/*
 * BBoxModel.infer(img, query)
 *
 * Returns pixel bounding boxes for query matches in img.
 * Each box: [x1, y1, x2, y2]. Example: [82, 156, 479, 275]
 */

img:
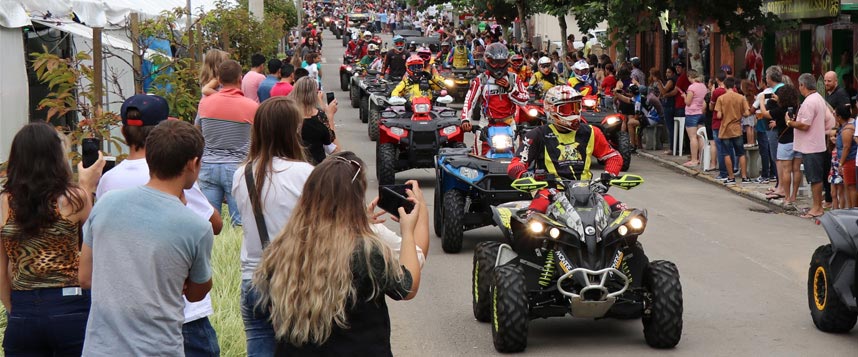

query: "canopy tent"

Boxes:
[0, 0, 226, 28]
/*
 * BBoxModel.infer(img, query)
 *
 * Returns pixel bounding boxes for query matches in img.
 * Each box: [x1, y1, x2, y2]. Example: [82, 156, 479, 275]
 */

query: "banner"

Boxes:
[775, 31, 801, 85]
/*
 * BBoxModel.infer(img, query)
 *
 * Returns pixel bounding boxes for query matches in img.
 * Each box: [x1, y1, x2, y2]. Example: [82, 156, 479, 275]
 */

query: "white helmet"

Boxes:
[363, 30, 372, 38]
[368, 43, 379, 52]
[544, 85, 583, 131]
[538, 56, 552, 66]
[572, 60, 590, 82]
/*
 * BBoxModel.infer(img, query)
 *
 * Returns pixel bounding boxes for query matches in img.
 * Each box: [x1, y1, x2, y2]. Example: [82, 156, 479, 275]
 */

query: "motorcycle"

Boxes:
[375, 86, 463, 186]
[580, 94, 633, 172]
[808, 210, 858, 332]
[476, 173, 682, 352]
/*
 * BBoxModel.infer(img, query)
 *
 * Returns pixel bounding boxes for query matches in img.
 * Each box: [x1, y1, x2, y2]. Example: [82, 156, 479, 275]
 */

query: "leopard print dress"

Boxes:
[1, 207, 80, 290]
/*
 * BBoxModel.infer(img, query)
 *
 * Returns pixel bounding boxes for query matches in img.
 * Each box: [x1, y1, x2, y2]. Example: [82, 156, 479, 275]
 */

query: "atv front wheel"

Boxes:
[367, 105, 380, 141]
[642, 260, 683, 348]
[491, 264, 528, 352]
[433, 177, 443, 237]
[808, 244, 858, 332]
[376, 143, 397, 185]
[350, 82, 360, 108]
[441, 190, 465, 253]
[340, 73, 350, 91]
[473, 241, 502, 322]
[618, 130, 632, 172]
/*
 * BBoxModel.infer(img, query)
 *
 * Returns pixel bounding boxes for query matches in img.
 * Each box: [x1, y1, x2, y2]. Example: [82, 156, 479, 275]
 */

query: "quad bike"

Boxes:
[440, 68, 476, 103]
[366, 75, 403, 140]
[519, 84, 547, 128]
[340, 55, 359, 91]
[475, 173, 683, 352]
[375, 89, 463, 186]
[580, 94, 632, 172]
[808, 210, 858, 332]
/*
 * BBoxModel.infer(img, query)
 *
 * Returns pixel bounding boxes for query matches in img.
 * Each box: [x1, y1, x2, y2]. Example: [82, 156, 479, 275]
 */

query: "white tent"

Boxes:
[0, 0, 225, 162]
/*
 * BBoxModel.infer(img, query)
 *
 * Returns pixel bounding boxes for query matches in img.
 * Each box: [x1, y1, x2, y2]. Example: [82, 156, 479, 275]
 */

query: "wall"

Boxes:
[0, 27, 29, 163]
[531, 13, 607, 53]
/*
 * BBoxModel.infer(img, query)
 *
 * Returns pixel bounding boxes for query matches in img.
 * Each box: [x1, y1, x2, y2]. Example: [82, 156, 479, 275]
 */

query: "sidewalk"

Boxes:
[636, 148, 813, 216]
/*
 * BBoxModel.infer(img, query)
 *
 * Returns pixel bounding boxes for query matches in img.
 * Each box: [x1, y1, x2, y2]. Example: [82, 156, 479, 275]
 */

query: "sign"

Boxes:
[763, 0, 839, 20]
[775, 31, 800, 85]
[843, 0, 858, 11]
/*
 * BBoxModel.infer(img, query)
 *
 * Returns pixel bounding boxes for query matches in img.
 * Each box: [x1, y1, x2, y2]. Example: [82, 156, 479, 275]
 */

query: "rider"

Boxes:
[529, 56, 564, 93]
[359, 44, 378, 67]
[436, 41, 452, 66]
[506, 85, 625, 213]
[567, 60, 596, 96]
[368, 47, 385, 72]
[509, 54, 533, 83]
[390, 55, 446, 103]
[416, 46, 440, 76]
[383, 35, 410, 80]
[460, 43, 529, 155]
[350, 30, 373, 58]
[447, 35, 474, 70]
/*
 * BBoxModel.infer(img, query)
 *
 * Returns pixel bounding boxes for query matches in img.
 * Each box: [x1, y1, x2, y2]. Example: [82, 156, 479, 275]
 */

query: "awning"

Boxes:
[1, 0, 229, 29]
[32, 18, 166, 60]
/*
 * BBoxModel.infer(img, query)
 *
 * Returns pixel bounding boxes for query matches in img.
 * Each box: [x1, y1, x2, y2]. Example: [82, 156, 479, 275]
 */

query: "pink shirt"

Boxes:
[794, 92, 833, 154]
[269, 82, 294, 97]
[241, 71, 266, 102]
[685, 82, 708, 115]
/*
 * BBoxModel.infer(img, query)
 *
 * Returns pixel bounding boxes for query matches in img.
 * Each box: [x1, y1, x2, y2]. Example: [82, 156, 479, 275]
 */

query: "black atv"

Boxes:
[580, 95, 633, 172]
[339, 55, 359, 92]
[475, 173, 682, 352]
[808, 210, 858, 332]
[349, 69, 386, 124]
[366, 75, 402, 140]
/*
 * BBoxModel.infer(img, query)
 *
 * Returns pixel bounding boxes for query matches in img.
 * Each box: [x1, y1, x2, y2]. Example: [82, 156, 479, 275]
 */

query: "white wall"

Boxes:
[531, 13, 606, 53]
[0, 27, 29, 163]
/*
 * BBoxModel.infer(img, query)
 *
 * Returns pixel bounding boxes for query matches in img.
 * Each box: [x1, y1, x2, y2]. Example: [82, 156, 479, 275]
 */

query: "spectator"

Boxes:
[293, 67, 309, 82]
[270, 64, 296, 97]
[304, 52, 323, 89]
[740, 71, 759, 148]
[242, 53, 267, 102]
[763, 66, 786, 183]
[601, 63, 617, 109]
[630, 57, 646, 86]
[80, 120, 214, 355]
[290, 77, 339, 164]
[253, 152, 426, 355]
[825, 71, 850, 110]
[0, 122, 102, 356]
[715, 77, 751, 184]
[702, 79, 717, 169]
[301, 37, 319, 60]
[258, 58, 283, 102]
[831, 104, 854, 208]
[95, 94, 222, 356]
[658, 66, 679, 154]
[197, 60, 259, 225]
[200, 49, 230, 97]
[683, 70, 708, 167]
[791, 73, 836, 218]
[231, 97, 315, 356]
[761, 84, 800, 205]
[674, 60, 690, 120]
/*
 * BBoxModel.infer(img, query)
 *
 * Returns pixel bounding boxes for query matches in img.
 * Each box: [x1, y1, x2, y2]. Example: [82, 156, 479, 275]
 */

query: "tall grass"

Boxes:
[0, 220, 247, 356]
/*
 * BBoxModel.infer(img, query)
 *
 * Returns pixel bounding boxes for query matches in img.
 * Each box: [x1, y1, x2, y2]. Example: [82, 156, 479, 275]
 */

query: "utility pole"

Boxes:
[250, 0, 264, 21]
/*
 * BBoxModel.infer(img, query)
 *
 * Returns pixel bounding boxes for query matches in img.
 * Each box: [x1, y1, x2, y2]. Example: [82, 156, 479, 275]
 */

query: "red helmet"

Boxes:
[510, 54, 524, 68]
[544, 85, 584, 131]
[406, 55, 424, 76]
[417, 46, 432, 63]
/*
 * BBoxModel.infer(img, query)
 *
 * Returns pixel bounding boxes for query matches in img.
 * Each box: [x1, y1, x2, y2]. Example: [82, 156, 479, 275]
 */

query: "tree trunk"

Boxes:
[516, 0, 528, 44]
[558, 15, 568, 55]
[685, 23, 702, 74]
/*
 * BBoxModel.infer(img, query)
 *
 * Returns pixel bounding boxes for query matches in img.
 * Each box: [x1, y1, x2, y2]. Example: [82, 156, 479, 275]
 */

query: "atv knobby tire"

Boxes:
[808, 244, 858, 332]
[433, 177, 443, 237]
[642, 260, 683, 348]
[473, 241, 502, 322]
[441, 190, 465, 253]
[376, 143, 397, 186]
[618, 130, 632, 172]
[350, 82, 360, 108]
[367, 105, 380, 141]
[340, 73, 350, 91]
[491, 264, 528, 353]
[360, 96, 370, 127]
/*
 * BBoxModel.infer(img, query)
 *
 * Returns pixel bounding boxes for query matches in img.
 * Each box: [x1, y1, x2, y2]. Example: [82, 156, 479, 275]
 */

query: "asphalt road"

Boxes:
[318, 31, 858, 356]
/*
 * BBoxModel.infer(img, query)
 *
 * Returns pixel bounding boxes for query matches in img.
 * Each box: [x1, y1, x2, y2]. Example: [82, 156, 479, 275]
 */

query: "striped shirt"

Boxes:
[197, 88, 258, 163]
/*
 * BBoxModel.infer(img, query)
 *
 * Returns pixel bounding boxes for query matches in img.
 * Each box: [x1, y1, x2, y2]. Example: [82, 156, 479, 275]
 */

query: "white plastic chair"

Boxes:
[696, 126, 710, 171]
[673, 116, 686, 156]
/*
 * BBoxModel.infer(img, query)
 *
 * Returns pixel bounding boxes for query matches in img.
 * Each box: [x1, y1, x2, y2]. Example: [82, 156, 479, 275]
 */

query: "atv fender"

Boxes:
[490, 206, 516, 242]
[370, 93, 387, 107]
[819, 211, 858, 309]
[494, 243, 518, 268]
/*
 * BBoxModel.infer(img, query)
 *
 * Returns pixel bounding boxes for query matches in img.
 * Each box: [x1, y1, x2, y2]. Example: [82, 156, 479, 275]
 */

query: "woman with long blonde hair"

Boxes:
[289, 77, 340, 164]
[200, 49, 230, 96]
[254, 152, 424, 355]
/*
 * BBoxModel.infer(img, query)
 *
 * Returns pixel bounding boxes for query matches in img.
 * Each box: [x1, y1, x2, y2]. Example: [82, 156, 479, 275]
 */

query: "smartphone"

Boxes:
[326, 91, 335, 104]
[787, 107, 795, 117]
[81, 138, 100, 168]
[378, 184, 414, 218]
[764, 93, 773, 99]
[103, 156, 116, 173]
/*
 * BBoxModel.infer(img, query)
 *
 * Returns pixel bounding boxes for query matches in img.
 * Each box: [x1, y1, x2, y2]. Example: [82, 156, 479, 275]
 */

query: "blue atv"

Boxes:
[434, 125, 533, 253]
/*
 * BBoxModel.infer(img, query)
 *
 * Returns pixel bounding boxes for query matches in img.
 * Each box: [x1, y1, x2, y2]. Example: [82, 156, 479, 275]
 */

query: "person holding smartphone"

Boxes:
[289, 77, 339, 164]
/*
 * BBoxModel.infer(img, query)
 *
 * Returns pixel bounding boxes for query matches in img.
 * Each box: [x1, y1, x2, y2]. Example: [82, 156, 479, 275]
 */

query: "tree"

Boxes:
[571, 0, 662, 56]
[238, 0, 298, 31]
[201, 0, 285, 68]
[422, 0, 518, 36]
[536, 0, 578, 55]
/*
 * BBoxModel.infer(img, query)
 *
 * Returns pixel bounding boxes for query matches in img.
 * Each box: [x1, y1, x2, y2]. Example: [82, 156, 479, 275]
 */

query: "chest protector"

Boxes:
[479, 73, 517, 121]
[539, 124, 596, 180]
[452, 47, 470, 68]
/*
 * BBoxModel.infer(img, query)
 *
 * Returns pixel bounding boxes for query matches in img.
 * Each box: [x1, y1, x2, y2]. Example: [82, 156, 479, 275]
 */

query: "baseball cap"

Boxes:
[720, 64, 733, 74]
[121, 94, 169, 127]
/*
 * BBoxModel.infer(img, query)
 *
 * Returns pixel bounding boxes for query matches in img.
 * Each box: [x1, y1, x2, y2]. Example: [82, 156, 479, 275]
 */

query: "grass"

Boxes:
[0, 218, 246, 356]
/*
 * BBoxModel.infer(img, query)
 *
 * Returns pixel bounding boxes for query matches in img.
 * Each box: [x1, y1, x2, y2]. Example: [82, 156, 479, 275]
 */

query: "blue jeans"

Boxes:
[3, 288, 90, 356]
[767, 129, 780, 182]
[241, 279, 275, 357]
[199, 162, 241, 225]
[664, 106, 675, 149]
[183, 317, 220, 357]
[756, 130, 774, 178]
[713, 129, 736, 178]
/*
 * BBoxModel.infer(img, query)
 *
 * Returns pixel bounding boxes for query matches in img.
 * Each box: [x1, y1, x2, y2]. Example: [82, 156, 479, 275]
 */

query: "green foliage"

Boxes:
[202, 0, 285, 69]
[149, 56, 201, 122]
[238, 0, 298, 30]
[209, 216, 245, 356]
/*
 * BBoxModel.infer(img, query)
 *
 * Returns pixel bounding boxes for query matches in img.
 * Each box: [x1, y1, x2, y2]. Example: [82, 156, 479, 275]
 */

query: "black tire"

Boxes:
[340, 73, 350, 91]
[473, 241, 502, 322]
[618, 130, 632, 172]
[433, 177, 443, 237]
[376, 143, 397, 185]
[367, 104, 380, 141]
[365, 102, 376, 125]
[808, 244, 858, 332]
[491, 264, 528, 353]
[642, 260, 683, 349]
[450, 141, 467, 149]
[360, 96, 369, 125]
[350, 82, 360, 108]
[441, 190, 465, 253]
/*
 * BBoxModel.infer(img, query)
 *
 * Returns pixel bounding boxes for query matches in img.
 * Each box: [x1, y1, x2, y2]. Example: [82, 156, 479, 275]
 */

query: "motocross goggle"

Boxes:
[539, 63, 553, 69]
[394, 40, 405, 48]
[418, 54, 431, 62]
[553, 101, 581, 117]
[408, 64, 424, 73]
[510, 59, 524, 67]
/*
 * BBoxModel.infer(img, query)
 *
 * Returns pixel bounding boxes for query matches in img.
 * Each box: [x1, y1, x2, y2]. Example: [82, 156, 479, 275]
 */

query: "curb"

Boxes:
[636, 151, 791, 214]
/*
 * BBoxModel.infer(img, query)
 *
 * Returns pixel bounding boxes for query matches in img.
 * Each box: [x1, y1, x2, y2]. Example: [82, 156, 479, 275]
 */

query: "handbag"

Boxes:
[243, 163, 270, 249]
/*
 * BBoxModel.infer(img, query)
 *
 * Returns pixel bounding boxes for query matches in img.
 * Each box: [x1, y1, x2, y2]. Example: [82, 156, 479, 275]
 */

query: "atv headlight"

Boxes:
[441, 125, 458, 135]
[390, 127, 406, 136]
[458, 166, 480, 180]
[414, 103, 430, 113]
[491, 134, 513, 153]
[345, 65, 353, 72]
[583, 98, 597, 108]
[606, 116, 621, 126]
[629, 217, 644, 230]
[528, 108, 539, 117]
[549, 227, 560, 239]
[528, 221, 544, 234]
[444, 79, 455, 87]
[618, 225, 629, 236]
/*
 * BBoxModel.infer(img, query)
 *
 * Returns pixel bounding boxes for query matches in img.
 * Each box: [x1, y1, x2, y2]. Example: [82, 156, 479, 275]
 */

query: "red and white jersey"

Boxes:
[461, 72, 529, 123]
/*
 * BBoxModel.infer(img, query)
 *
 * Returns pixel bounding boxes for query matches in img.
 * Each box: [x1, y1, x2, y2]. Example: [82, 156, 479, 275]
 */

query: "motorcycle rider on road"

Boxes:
[446, 35, 475, 70]
[461, 43, 529, 155]
[509, 54, 533, 84]
[530, 56, 565, 93]
[359, 44, 379, 67]
[567, 60, 597, 96]
[383, 35, 410, 80]
[350, 31, 373, 58]
[390, 55, 447, 105]
[416, 46, 440, 77]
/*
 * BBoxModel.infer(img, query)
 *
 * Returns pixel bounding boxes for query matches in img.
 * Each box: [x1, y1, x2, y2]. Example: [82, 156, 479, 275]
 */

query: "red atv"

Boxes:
[579, 94, 632, 171]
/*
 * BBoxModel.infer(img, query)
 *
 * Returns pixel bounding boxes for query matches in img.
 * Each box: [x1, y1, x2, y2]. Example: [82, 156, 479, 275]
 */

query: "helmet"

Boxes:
[572, 60, 590, 82]
[393, 35, 405, 50]
[484, 43, 510, 79]
[406, 55, 424, 76]
[368, 44, 378, 53]
[537, 56, 552, 73]
[510, 54, 524, 69]
[455, 35, 465, 44]
[363, 31, 372, 39]
[417, 46, 432, 63]
[544, 85, 583, 131]
[441, 41, 451, 49]
[638, 85, 649, 97]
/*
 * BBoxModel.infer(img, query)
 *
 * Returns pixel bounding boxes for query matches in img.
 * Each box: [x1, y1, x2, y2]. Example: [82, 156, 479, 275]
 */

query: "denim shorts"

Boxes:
[685, 114, 703, 127]
[721, 136, 746, 157]
[776, 142, 802, 160]
[802, 151, 828, 184]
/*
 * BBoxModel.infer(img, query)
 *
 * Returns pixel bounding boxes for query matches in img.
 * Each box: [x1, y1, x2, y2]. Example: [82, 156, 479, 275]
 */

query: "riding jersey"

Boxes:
[461, 72, 529, 123]
[507, 124, 622, 181]
[509, 66, 533, 84]
[568, 76, 596, 96]
[390, 71, 446, 100]
[529, 72, 564, 92]
[369, 57, 384, 72]
[383, 50, 410, 77]
[447, 46, 474, 69]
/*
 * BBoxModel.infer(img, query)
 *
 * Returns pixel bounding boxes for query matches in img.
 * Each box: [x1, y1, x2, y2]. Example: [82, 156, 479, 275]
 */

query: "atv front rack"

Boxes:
[556, 268, 630, 318]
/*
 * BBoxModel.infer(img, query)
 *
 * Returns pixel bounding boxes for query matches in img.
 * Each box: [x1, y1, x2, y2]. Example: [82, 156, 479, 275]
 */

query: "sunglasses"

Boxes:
[331, 156, 362, 183]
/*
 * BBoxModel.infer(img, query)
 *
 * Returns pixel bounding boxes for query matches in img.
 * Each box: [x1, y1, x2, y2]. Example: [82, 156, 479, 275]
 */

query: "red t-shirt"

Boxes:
[601, 75, 617, 96]
[270, 81, 294, 97]
[675, 73, 690, 109]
